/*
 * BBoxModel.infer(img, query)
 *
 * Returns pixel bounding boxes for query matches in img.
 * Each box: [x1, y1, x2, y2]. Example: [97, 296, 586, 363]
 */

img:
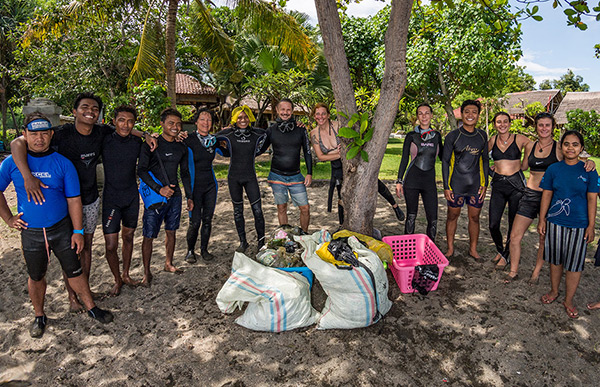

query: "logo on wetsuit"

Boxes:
[421, 143, 434, 148]
[460, 145, 481, 155]
[80, 152, 96, 167]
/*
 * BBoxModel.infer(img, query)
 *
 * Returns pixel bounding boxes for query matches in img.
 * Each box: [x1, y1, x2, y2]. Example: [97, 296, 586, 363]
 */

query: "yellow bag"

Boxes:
[315, 242, 352, 268]
[332, 230, 393, 264]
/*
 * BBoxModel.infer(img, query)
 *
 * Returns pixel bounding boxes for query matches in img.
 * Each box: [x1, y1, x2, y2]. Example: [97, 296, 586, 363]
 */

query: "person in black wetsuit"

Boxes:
[487, 112, 530, 270]
[101, 105, 143, 296]
[217, 106, 267, 253]
[138, 108, 191, 286]
[310, 103, 405, 225]
[184, 108, 220, 263]
[11, 92, 156, 311]
[263, 99, 313, 232]
[395, 103, 443, 241]
[442, 99, 489, 260]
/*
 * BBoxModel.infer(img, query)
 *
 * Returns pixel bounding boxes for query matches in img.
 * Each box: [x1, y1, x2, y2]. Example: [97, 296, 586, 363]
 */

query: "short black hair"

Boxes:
[560, 130, 584, 149]
[193, 108, 214, 123]
[493, 111, 511, 123]
[160, 108, 182, 122]
[460, 99, 481, 114]
[73, 92, 103, 112]
[277, 98, 294, 109]
[113, 105, 138, 121]
[416, 103, 433, 115]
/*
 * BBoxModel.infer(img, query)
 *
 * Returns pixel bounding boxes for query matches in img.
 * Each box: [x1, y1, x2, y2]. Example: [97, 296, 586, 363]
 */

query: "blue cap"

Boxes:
[25, 119, 52, 132]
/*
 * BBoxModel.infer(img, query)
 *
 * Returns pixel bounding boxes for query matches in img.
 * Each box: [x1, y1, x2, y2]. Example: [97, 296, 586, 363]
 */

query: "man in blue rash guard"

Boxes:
[0, 113, 113, 338]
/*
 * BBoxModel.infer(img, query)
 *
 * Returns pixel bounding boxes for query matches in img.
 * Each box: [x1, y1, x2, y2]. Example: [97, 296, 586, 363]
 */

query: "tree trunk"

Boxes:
[315, 0, 413, 234]
[165, 0, 179, 108]
[0, 77, 7, 143]
[437, 58, 458, 131]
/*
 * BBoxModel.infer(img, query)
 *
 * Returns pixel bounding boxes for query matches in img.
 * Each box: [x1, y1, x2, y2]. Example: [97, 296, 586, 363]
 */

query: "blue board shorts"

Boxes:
[142, 195, 182, 238]
[268, 172, 309, 207]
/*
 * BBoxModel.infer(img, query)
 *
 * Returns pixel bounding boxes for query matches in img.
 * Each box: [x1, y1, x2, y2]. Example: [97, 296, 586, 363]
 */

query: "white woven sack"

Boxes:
[296, 233, 392, 330]
[216, 252, 319, 332]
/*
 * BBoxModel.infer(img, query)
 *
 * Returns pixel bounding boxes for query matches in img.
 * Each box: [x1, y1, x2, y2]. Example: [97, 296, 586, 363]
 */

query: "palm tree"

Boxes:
[24, 0, 317, 108]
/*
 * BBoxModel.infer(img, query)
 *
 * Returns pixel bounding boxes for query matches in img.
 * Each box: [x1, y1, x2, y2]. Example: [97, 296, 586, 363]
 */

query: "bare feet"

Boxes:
[140, 274, 153, 288]
[495, 256, 508, 270]
[503, 271, 519, 284]
[563, 302, 579, 319]
[541, 292, 559, 304]
[445, 248, 454, 258]
[108, 282, 122, 297]
[468, 250, 481, 260]
[69, 298, 85, 314]
[163, 264, 183, 274]
[491, 253, 502, 263]
[527, 275, 539, 285]
[122, 275, 140, 287]
[586, 301, 600, 310]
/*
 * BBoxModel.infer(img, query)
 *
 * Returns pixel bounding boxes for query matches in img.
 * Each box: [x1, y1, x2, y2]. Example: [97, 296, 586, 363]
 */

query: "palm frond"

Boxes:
[189, 0, 235, 72]
[128, 5, 164, 87]
[236, 0, 318, 70]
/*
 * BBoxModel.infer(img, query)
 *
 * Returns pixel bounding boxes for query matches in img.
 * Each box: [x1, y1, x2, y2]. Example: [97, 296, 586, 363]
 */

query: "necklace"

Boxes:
[498, 133, 511, 145]
[537, 140, 553, 153]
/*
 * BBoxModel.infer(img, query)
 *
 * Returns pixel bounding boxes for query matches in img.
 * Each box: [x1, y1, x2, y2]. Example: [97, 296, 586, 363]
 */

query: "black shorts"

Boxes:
[516, 187, 543, 219]
[21, 216, 82, 281]
[102, 195, 140, 234]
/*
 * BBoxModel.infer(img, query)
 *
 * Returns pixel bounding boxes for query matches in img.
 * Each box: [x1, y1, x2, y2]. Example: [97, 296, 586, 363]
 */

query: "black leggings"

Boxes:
[404, 187, 438, 240]
[186, 183, 217, 252]
[488, 172, 524, 260]
[377, 180, 396, 206]
[228, 176, 265, 245]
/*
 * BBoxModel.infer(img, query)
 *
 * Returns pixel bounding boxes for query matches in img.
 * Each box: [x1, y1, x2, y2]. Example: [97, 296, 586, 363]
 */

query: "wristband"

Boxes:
[73, 229, 84, 235]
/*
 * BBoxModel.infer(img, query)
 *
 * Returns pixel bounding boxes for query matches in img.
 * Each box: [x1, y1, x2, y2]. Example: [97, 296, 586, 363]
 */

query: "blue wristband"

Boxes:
[73, 229, 84, 235]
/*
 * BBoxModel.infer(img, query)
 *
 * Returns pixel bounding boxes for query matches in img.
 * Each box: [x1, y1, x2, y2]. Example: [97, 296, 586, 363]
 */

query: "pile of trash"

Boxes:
[255, 225, 306, 268]
[216, 228, 392, 332]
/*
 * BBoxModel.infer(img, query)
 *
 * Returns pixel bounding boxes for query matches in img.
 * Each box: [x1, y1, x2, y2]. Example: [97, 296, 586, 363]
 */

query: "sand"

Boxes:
[1, 178, 600, 386]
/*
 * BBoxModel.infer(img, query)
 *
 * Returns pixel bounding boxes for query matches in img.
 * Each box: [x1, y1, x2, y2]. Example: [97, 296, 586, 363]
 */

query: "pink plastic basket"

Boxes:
[382, 234, 449, 294]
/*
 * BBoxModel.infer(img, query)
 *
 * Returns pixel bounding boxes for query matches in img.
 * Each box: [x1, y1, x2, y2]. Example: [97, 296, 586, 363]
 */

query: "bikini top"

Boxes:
[491, 134, 521, 161]
[528, 140, 559, 172]
[318, 121, 340, 155]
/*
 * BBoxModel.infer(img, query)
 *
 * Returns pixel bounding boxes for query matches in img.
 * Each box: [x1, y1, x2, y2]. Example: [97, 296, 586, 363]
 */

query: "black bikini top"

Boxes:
[491, 134, 521, 161]
[528, 141, 558, 172]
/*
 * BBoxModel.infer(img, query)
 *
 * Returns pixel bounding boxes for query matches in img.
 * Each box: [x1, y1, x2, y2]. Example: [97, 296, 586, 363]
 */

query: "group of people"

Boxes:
[2, 94, 599, 339]
[395, 99, 600, 319]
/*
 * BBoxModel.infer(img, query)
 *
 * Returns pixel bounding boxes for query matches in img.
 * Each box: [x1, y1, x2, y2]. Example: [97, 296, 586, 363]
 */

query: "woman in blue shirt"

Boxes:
[538, 130, 598, 319]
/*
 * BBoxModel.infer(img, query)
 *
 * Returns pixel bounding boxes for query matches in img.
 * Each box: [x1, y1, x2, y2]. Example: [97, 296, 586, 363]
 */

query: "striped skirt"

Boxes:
[544, 221, 587, 272]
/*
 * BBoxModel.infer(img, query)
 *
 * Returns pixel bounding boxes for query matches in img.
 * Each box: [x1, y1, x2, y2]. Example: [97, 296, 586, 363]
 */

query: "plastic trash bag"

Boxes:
[296, 232, 392, 330]
[216, 252, 320, 332]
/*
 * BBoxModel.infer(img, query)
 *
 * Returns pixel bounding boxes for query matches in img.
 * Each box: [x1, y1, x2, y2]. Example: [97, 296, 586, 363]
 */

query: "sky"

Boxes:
[280, 0, 600, 91]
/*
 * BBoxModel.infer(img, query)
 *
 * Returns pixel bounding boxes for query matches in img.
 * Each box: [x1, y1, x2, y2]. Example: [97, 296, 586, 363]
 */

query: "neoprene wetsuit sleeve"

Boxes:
[481, 132, 490, 187]
[215, 134, 231, 157]
[397, 133, 412, 181]
[438, 133, 444, 162]
[180, 147, 192, 198]
[441, 130, 456, 190]
[301, 129, 313, 175]
[137, 143, 162, 194]
[257, 127, 271, 155]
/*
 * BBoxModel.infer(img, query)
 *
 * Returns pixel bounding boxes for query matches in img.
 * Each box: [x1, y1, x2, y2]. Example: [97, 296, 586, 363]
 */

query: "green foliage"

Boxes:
[340, 9, 388, 88]
[502, 66, 536, 94]
[565, 109, 600, 155]
[13, 0, 141, 111]
[537, 69, 590, 93]
[338, 112, 374, 162]
[405, 1, 522, 125]
[131, 79, 171, 133]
